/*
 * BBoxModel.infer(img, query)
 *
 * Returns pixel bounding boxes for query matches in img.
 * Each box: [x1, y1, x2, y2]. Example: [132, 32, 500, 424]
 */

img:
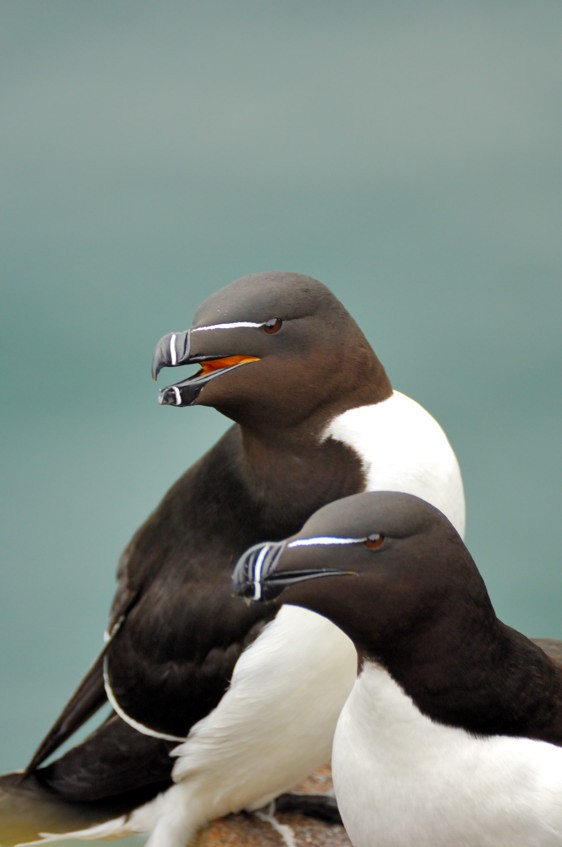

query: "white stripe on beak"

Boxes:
[253, 545, 270, 601]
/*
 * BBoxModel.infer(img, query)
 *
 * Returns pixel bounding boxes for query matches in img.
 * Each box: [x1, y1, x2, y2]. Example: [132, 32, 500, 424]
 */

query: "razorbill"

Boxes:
[233, 490, 562, 847]
[1, 272, 465, 847]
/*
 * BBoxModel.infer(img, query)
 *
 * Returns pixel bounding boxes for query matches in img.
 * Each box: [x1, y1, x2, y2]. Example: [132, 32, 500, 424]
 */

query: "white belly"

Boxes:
[333, 663, 562, 847]
[141, 605, 357, 845]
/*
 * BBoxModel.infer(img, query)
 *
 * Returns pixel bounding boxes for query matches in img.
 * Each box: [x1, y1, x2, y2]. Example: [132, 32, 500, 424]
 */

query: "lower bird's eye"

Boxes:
[364, 533, 384, 549]
[263, 317, 283, 334]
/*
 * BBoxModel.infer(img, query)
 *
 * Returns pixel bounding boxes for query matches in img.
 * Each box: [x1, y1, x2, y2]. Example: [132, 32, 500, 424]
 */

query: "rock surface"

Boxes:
[197, 766, 351, 847]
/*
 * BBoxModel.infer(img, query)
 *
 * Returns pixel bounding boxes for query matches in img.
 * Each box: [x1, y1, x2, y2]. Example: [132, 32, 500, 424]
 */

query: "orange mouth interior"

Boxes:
[198, 355, 260, 377]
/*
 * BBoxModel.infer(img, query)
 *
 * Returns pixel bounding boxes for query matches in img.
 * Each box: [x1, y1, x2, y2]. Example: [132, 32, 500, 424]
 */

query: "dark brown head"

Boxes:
[232, 490, 492, 662]
[152, 272, 391, 429]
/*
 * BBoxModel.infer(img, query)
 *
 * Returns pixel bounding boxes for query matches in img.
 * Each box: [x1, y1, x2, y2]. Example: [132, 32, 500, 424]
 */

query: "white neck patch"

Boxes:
[323, 391, 466, 539]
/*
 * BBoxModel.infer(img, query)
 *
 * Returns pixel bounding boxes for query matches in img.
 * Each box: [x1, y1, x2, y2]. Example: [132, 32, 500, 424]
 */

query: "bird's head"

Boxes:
[232, 491, 487, 659]
[152, 272, 391, 429]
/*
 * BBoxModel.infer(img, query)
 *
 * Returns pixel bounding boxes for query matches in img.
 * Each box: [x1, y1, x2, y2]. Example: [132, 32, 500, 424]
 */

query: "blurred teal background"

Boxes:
[1, 0, 560, 812]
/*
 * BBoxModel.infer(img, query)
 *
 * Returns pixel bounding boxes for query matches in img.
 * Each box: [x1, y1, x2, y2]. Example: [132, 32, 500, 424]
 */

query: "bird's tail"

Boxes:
[23, 651, 108, 778]
[1, 714, 175, 847]
[0, 771, 135, 846]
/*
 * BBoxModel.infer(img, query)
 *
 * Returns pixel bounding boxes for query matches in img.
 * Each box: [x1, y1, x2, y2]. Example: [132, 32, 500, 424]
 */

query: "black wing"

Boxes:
[21, 428, 275, 795]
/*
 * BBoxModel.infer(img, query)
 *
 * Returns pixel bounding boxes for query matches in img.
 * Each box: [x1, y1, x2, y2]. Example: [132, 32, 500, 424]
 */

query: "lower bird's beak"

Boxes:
[152, 330, 259, 407]
[232, 541, 348, 602]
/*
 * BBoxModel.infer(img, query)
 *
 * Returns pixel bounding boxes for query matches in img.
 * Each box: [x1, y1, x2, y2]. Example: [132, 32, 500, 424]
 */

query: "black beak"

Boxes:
[232, 541, 287, 601]
[152, 328, 260, 407]
[151, 330, 191, 381]
[232, 540, 350, 602]
[151, 329, 209, 407]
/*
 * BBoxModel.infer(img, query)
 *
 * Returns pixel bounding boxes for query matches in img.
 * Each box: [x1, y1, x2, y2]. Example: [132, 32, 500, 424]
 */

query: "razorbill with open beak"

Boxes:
[233, 490, 562, 847]
[1, 272, 465, 847]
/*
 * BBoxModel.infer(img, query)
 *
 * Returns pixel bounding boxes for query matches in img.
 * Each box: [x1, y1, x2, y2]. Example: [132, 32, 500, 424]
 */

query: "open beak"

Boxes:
[232, 540, 350, 602]
[152, 329, 259, 407]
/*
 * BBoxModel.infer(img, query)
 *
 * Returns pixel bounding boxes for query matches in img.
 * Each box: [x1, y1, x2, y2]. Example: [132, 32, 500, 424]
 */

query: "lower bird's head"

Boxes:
[152, 272, 391, 428]
[232, 491, 485, 659]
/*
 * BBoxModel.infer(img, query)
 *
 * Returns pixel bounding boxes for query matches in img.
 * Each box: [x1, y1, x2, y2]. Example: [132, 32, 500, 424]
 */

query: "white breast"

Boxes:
[333, 662, 562, 847]
[324, 391, 466, 538]
[142, 606, 357, 846]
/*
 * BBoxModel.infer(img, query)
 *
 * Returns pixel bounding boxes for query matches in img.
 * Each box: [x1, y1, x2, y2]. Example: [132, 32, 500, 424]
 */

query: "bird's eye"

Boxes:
[263, 317, 283, 334]
[364, 533, 384, 549]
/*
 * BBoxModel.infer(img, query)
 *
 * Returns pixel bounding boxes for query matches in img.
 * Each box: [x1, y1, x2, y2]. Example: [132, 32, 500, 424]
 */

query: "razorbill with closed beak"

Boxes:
[1, 272, 465, 847]
[233, 490, 562, 847]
